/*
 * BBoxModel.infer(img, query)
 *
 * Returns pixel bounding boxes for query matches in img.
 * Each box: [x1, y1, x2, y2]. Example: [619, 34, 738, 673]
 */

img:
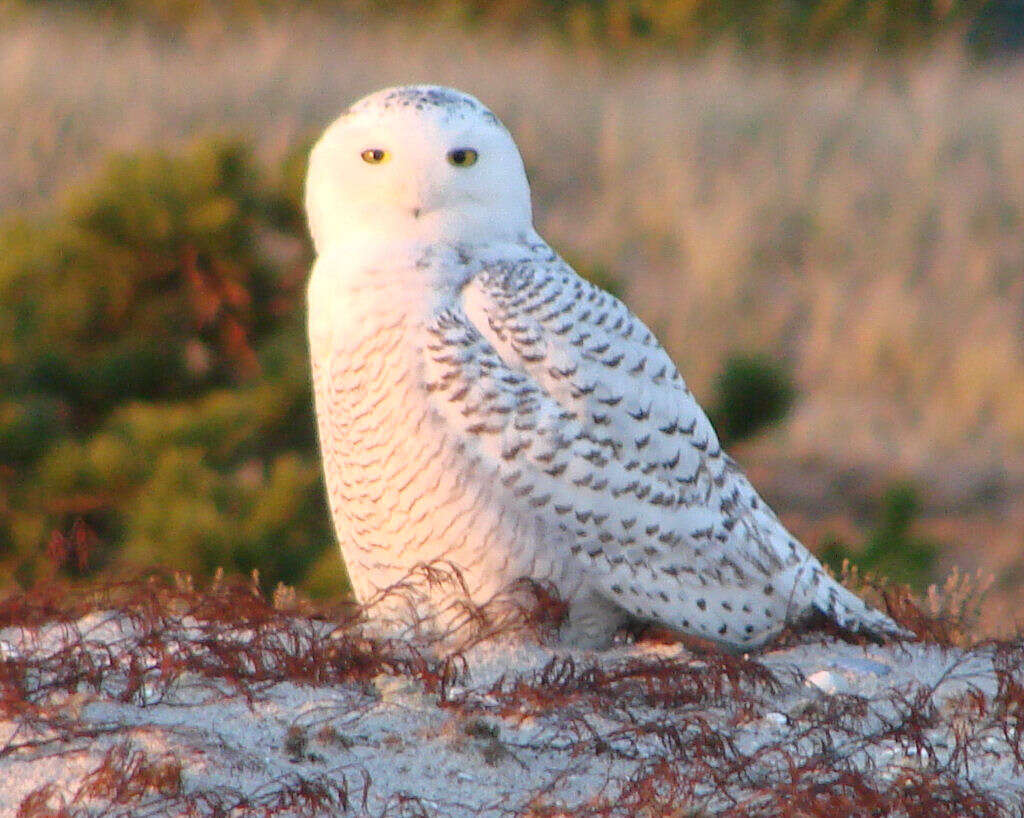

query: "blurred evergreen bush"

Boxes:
[968, 0, 1024, 56]
[709, 353, 796, 446]
[820, 482, 940, 590]
[0, 138, 344, 595]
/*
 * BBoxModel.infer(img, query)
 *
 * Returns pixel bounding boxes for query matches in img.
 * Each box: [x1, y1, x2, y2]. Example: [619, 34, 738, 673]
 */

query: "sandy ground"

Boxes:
[2, 607, 1022, 817]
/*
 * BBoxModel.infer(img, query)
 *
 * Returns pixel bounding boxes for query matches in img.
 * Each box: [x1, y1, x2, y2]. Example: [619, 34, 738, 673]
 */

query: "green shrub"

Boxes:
[820, 482, 940, 591]
[709, 353, 796, 446]
[0, 138, 337, 596]
[0, 140, 288, 422]
[0, 396, 66, 468]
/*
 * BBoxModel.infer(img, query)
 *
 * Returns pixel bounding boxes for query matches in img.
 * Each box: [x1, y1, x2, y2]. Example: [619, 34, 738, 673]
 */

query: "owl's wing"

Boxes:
[422, 251, 834, 646]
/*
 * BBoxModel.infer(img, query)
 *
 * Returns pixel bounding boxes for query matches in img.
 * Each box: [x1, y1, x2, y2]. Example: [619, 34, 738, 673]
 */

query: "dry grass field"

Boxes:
[2, 9, 1023, 631]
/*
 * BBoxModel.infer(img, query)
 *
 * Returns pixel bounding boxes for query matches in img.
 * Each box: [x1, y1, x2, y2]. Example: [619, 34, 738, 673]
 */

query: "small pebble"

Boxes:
[804, 669, 850, 695]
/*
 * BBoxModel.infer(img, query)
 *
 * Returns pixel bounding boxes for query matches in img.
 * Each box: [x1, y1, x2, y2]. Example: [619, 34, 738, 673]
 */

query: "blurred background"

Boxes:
[1, 0, 1022, 633]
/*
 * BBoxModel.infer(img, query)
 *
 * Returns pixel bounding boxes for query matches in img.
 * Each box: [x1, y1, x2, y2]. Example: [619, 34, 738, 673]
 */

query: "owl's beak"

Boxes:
[406, 169, 445, 219]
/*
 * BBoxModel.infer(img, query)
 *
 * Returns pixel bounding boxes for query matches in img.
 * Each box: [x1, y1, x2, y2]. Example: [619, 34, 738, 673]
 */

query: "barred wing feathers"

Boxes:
[421, 253, 908, 647]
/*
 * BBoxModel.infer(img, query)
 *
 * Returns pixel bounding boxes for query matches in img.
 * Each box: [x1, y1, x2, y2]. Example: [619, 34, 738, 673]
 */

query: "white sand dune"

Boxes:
[2, 603, 1021, 816]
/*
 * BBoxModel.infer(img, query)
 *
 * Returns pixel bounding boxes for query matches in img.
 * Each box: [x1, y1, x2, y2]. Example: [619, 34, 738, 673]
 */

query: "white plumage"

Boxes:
[305, 85, 911, 649]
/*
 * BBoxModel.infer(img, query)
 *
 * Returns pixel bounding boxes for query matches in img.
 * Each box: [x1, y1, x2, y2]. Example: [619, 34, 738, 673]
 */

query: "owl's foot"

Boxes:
[560, 590, 628, 649]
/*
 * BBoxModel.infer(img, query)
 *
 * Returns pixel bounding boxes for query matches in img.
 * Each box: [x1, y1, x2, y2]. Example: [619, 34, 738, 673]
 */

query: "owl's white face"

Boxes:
[306, 86, 533, 255]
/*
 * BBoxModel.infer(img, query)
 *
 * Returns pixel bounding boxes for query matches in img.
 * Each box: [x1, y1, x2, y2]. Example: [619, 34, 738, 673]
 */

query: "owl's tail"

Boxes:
[813, 572, 915, 641]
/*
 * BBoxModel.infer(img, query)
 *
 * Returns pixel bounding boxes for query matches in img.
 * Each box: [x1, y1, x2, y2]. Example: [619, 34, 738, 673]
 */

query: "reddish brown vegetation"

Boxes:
[15, 741, 357, 817]
[1, 571, 1021, 816]
[0, 573, 432, 712]
[443, 645, 1019, 816]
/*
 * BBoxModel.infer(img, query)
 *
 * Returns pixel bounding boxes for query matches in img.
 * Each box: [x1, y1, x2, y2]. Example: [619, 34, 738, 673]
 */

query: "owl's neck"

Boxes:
[307, 227, 552, 355]
[312, 206, 547, 283]
[312, 229, 544, 295]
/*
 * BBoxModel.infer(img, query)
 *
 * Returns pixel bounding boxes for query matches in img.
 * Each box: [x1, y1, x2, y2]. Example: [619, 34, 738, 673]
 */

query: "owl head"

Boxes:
[305, 85, 533, 254]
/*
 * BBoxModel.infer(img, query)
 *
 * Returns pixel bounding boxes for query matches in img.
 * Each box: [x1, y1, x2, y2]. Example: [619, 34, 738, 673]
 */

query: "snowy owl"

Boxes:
[305, 85, 911, 649]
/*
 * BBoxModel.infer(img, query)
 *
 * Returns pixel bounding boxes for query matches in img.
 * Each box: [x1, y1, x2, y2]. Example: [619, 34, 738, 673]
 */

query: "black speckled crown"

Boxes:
[348, 85, 500, 125]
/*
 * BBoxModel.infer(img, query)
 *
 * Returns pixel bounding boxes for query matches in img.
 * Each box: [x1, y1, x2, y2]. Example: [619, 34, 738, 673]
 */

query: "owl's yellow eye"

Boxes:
[361, 148, 389, 164]
[447, 148, 479, 167]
